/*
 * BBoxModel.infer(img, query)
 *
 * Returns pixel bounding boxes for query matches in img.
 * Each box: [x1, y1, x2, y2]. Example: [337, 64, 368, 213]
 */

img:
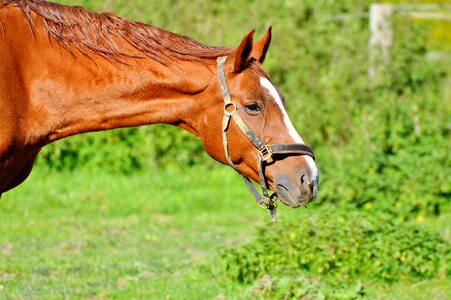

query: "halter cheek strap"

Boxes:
[217, 56, 315, 222]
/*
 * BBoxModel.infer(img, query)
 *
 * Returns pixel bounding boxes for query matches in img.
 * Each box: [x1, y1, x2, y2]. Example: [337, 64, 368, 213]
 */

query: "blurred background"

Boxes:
[1, 0, 449, 299]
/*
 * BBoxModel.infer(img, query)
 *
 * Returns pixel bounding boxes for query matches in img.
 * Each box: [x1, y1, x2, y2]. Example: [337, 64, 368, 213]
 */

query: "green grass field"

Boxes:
[1, 166, 261, 299]
[1, 167, 449, 299]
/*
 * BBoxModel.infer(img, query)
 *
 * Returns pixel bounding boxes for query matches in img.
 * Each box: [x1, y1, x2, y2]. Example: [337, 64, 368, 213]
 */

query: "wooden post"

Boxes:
[369, 4, 393, 77]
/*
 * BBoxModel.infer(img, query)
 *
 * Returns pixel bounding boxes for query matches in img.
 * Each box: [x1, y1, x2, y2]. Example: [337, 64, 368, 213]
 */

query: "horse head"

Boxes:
[200, 28, 319, 211]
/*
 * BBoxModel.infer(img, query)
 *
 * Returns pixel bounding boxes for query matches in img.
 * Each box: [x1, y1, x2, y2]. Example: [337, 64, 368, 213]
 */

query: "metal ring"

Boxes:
[257, 197, 277, 210]
[257, 202, 269, 209]
[224, 102, 237, 116]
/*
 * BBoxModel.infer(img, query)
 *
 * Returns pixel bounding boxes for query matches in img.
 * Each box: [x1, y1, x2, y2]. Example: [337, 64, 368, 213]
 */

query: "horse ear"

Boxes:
[232, 29, 255, 72]
[251, 26, 272, 63]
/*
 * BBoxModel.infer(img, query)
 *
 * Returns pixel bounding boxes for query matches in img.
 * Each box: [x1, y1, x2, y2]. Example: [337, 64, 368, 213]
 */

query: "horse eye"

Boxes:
[244, 103, 262, 114]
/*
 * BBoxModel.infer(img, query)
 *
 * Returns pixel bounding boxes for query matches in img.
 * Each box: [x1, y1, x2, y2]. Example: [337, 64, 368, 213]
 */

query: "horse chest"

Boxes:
[0, 144, 40, 194]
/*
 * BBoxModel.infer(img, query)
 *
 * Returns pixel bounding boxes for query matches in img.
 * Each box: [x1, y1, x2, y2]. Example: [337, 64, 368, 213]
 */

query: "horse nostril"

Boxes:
[300, 172, 318, 199]
[309, 174, 319, 199]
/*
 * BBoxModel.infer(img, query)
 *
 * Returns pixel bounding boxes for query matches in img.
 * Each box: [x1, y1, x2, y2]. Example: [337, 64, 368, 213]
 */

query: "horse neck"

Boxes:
[29, 52, 214, 144]
[0, 4, 217, 146]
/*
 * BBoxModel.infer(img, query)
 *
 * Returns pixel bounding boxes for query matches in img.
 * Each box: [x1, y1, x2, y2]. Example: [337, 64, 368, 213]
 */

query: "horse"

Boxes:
[0, 0, 318, 219]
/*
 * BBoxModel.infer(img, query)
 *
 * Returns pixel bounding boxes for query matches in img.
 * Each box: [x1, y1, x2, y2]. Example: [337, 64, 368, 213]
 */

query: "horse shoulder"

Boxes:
[0, 6, 42, 194]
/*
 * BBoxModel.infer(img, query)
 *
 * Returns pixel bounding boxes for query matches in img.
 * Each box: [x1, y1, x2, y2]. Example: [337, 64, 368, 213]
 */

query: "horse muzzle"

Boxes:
[273, 157, 319, 208]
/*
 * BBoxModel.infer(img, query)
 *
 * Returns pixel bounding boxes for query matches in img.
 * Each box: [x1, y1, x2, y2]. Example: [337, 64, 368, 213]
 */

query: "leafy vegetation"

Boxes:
[219, 208, 450, 298]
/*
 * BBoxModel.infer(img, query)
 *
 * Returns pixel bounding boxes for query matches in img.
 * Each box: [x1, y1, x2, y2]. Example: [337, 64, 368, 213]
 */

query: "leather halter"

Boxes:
[217, 56, 315, 222]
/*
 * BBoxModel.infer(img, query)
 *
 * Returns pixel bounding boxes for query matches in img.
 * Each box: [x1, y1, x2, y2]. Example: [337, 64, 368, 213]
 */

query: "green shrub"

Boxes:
[38, 125, 208, 173]
[219, 208, 450, 286]
[248, 275, 366, 300]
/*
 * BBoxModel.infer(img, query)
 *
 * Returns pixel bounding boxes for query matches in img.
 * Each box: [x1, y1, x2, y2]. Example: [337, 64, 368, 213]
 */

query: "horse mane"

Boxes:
[1, 0, 232, 64]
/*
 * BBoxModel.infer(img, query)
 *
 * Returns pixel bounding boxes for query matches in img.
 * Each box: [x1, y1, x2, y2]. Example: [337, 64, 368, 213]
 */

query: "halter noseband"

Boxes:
[217, 56, 315, 222]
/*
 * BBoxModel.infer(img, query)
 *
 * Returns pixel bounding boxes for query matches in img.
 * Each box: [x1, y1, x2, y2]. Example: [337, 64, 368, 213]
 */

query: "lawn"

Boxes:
[0, 166, 449, 299]
[0, 166, 263, 299]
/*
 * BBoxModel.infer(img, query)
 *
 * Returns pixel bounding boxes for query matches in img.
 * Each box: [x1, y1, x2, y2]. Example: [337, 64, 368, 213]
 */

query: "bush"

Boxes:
[38, 125, 209, 173]
[219, 208, 450, 293]
[248, 275, 366, 300]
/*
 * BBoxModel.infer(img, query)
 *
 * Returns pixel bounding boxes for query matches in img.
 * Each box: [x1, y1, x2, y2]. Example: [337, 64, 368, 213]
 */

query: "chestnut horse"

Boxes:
[0, 0, 318, 218]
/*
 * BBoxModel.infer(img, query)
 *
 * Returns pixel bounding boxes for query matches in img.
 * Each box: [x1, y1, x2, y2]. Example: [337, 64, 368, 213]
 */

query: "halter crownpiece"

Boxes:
[216, 56, 315, 222]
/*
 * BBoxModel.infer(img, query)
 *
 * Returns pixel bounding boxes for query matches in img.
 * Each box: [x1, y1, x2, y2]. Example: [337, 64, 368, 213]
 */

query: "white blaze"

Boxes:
[260, 78, 304, 144]
[260, 77, 318, 179]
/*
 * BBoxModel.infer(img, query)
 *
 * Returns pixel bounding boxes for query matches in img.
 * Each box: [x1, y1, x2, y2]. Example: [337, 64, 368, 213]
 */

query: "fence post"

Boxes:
[369, 4, 393, 77]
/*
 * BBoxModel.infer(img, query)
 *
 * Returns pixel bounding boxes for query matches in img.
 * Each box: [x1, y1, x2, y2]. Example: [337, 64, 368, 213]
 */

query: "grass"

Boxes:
[0, 166, 449, 299]
[1, 166, 262, 299]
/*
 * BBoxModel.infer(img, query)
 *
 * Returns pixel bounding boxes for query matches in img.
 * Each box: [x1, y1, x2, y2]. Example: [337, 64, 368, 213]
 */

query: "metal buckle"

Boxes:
[268, 200, 278, 210]
[258, 197, 278, 222]
[257, 197, 277, 210]
[259, 146, 273, 162]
